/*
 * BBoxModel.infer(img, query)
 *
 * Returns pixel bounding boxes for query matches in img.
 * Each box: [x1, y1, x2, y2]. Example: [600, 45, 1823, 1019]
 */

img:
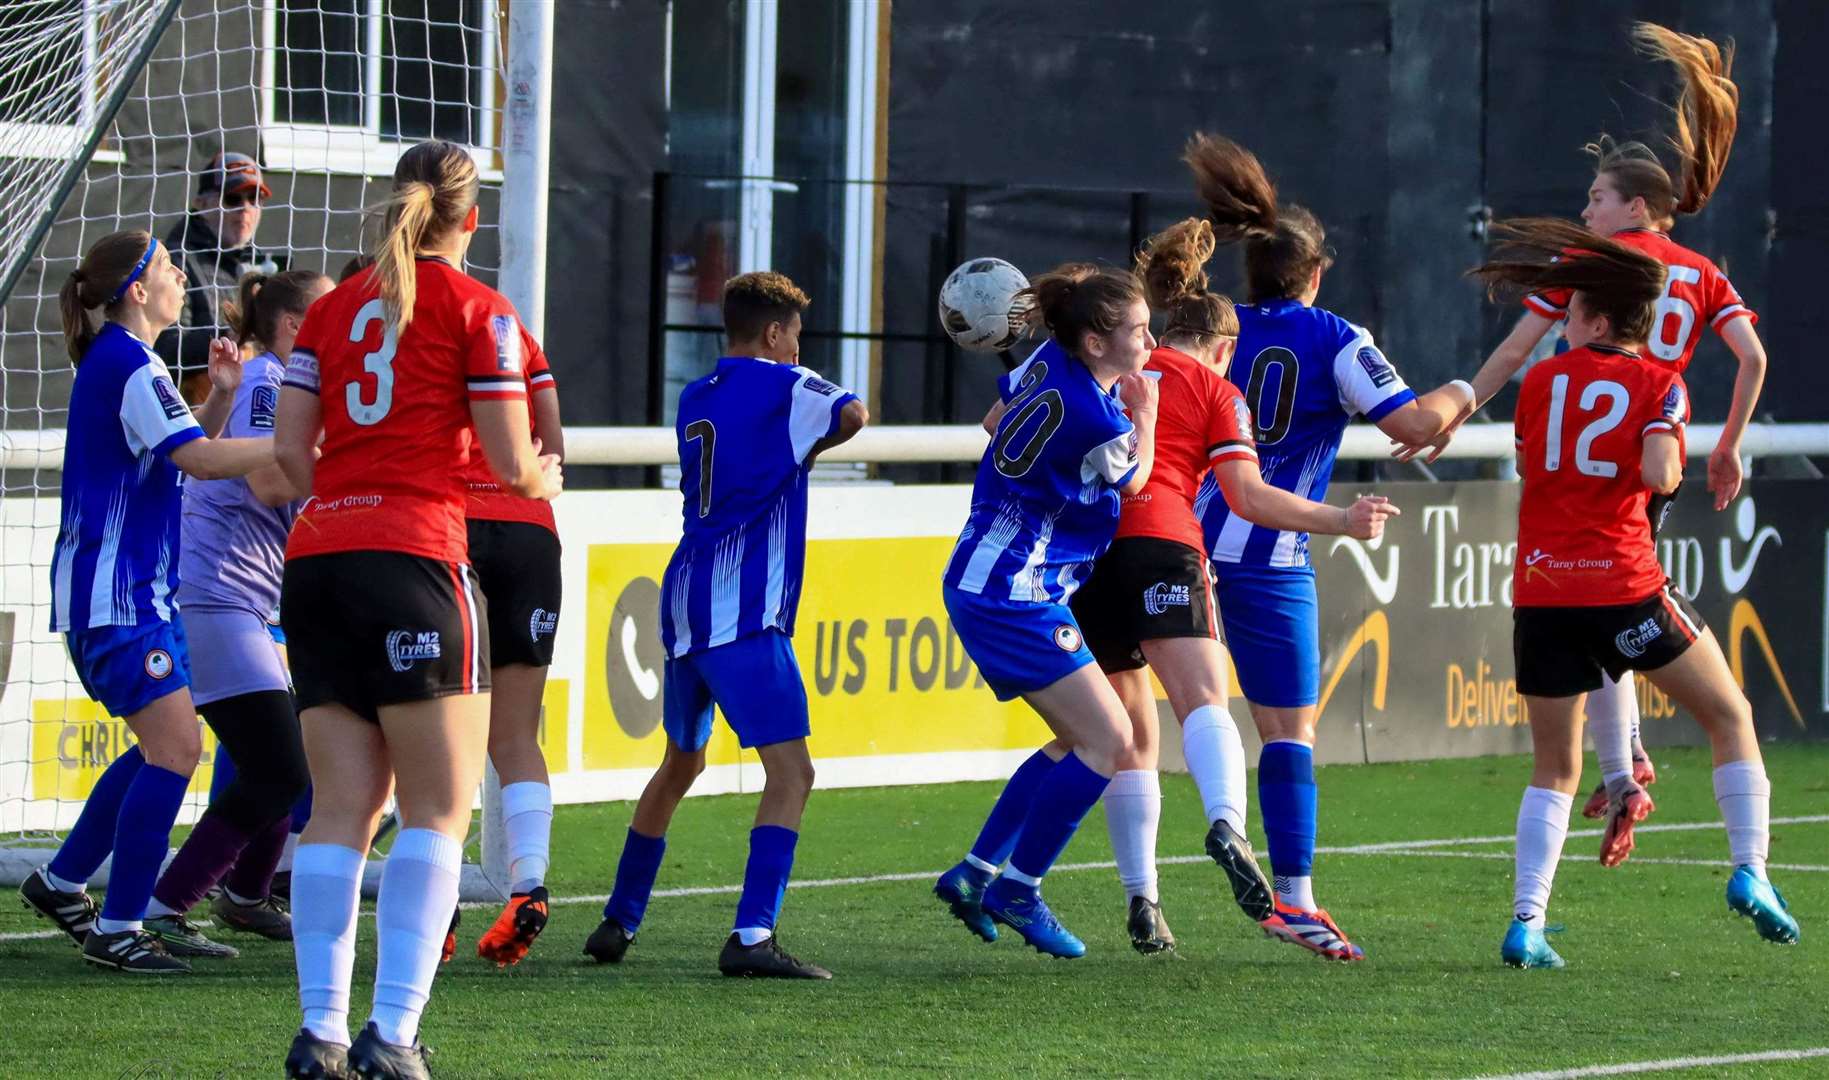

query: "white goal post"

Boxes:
[0, 1, 554, 902]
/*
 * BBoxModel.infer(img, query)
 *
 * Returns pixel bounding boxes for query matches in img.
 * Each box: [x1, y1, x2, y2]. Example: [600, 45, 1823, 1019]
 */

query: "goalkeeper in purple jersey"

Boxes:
[932, 264, 1161, 959]
[137, 270, 329, 959]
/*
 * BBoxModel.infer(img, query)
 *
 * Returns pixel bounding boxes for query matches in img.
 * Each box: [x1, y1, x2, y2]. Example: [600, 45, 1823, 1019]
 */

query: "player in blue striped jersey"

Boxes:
[933, 264, 1160, 959]
[588, 272, 866, 979]
[1182, 135, 1476, 958]
[19, 230, 278, 973]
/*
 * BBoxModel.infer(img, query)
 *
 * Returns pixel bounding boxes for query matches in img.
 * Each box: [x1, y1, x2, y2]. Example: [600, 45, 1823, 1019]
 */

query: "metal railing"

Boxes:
[12, 421, 1822, 473]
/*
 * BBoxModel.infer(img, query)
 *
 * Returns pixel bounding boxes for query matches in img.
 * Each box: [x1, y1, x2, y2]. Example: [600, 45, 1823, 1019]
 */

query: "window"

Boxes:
[0, 0, 123, 162]
[260, 0, 502, 177]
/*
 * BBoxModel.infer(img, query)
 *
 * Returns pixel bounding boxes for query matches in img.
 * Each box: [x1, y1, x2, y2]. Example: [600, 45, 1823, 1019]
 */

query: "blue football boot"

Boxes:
[1727, 866, 1800, 945]
[933, 861, 998, 943]
[981, 879, 1085, 959]
[1501, 918, 1564, 969]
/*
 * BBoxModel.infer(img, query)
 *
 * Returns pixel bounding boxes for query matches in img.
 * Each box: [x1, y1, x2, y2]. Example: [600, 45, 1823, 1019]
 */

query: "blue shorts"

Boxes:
[1212, 562, 1319, 708]
[65, 619, 192, 719]
[663, 629, 810, 752]
[943, 586, 1094, 702]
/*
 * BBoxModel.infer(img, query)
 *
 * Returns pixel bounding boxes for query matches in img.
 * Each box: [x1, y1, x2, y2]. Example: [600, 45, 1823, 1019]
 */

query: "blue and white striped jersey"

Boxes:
[943, 340, 1138, 604]
[50, 322, 204, 632]
[660, 357, 858, 658]
[1194, 299, 1415, 568]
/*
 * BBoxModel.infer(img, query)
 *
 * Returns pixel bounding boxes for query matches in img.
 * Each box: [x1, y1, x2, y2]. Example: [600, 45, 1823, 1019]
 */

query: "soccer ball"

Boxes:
[937, 257, 1033, 352]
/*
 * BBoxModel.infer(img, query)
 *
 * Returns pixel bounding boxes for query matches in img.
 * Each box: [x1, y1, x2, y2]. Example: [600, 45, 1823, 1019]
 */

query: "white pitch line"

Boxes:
[1361, 849, 1829, 872]
[1468, 1045, 1829, 1079]
[4, 814, 1822, 936]
[1330, 814, 1829, 854]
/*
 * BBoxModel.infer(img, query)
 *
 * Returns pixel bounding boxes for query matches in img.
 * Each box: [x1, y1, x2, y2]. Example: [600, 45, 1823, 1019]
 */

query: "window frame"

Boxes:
[257, 0, 504, 179]
[0, 0, 125, 163]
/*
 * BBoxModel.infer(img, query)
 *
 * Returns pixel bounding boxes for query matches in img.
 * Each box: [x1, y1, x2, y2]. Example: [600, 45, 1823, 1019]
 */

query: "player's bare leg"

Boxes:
[1248, 702, 1361, 960]
[1505, 693, 1582, 968]
[586, 739, 706, 963]
[477, 662, 554, 967]
[1104, 666, 1174, 954]
[1641, 632, 1797, 944]
[719, 738, 830, 979]
[1142, 636, 1269, 924]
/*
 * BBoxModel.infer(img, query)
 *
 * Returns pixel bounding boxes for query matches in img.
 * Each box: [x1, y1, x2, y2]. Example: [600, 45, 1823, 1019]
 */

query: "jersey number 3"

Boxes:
[346, 298, 398, 426]
[1544, 373, 1628, 478]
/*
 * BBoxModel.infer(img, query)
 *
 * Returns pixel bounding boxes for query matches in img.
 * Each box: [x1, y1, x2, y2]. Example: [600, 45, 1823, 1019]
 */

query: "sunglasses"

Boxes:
[218, 192, 263, 209]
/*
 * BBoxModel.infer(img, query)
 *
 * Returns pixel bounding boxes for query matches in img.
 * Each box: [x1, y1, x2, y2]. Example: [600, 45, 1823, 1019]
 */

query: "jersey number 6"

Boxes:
[345, 298, 398, 427]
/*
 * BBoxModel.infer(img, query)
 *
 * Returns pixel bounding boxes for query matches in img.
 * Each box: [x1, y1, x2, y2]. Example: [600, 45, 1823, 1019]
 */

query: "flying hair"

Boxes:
[1134, 217, 1237, 346]
[1184, 132, 1331, 302]
[1467, 217, 1667, 343]
[1586, 22, 1739, 225]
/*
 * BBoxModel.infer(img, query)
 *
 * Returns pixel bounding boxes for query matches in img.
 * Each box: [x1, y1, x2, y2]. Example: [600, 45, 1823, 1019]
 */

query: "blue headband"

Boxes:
[107, 238, 158, 305]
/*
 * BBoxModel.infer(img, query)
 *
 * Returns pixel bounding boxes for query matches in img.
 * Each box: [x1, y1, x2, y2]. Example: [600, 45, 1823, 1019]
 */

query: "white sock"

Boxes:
[43, 867, 85, 894]
[277, 831, 300, 875]
[735, 927, 772, 946]
[1713, 760, 1771, 876]
[145, 897, 180, 918]
[1275, 876, 1316, 911]
[224, 887, 260, 906]
[96, 917, 143, 934]
[499, 781, 553, 894]
[1102, 770, 1161, 903]
[1587, 672, 1636, 784]
[1180, 704, 1247, 835]
[963, 853, 1000, 876]
[369, 829, 462, 1048]
[293, 843, 364, 1048]
[1513, 787, 1574, 923]
[1002, 865, 1041, 887]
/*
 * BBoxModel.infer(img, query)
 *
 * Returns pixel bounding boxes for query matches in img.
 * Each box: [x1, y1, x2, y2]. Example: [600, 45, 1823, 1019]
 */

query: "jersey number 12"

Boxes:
[1543, 373, 1628, 478]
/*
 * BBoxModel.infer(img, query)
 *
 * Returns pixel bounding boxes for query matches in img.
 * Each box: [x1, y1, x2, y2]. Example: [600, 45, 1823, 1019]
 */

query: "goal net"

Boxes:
[0, 0, 528, 897]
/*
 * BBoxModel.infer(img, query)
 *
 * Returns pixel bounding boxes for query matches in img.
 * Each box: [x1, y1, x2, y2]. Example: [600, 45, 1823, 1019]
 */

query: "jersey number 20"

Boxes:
[346, 298, 398, 426]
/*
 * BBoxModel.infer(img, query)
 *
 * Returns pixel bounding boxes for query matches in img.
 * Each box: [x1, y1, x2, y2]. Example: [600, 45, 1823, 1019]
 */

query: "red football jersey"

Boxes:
[1512, 343, 1689, 608]
[1523, 227, 1755, 373]
[464, 328, 557, 533]
[283, 260, 529, 563]
[1116, 345, 1258, 551]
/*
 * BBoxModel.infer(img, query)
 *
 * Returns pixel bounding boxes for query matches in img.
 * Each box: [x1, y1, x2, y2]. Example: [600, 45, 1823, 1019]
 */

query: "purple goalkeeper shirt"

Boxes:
[175, 350, 299, 617]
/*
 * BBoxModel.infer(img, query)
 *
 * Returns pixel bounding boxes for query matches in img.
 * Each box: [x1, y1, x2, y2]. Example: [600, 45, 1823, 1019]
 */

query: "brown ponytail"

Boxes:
[222, 269, 331, 350]
[59, 229, 155, 365]
[370, 139, 480, 335]
[1184, 132, 1331, 303]
[1020, 263, 1146, 357]
[1589, 22, 1739, 227]
[1134, 217, 1238, 349]
[1468, 218, 1667, 343]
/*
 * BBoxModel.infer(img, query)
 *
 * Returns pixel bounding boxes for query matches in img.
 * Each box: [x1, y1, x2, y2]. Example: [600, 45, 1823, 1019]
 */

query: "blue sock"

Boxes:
[209, 743, 237, 804]
[1005, 752, 1111, 883]
[733, 825, 798, 937]
[604, 828, 666, 932]
[47, 746, 145, 886]
[966, 749, 1058, 874]
[1258, 740, 1318, 879]
[99, 763, 191, 923]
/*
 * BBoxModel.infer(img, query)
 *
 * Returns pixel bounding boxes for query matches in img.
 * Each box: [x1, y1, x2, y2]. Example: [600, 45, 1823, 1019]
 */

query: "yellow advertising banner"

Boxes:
[584, 536, 1051, 770]
[31, 697, 222, 801]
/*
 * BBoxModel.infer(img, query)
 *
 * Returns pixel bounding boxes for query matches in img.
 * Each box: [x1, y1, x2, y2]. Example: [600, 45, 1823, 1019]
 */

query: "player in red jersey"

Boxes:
[1398, 22, 1767, 825]
[1468, 220, 1796, 969]
[271, 140, 562, 1080]
[466, 323, 563, 968]
[1066, 218, 1398, 955]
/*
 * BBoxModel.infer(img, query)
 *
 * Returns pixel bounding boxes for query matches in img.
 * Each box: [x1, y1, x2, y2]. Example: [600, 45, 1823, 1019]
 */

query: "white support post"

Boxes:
[473, 0, 554, 901]
[738, 0, 779, 274]
[838, 0, 881, 406]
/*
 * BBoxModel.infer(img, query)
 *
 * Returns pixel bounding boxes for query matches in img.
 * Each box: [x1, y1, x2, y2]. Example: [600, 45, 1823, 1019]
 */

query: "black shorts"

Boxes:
[1069, 536, 1218, 673]
[467, 519, 563, 668]
[1513, 583, 1706, 699]
[280, 551, 490, 723]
